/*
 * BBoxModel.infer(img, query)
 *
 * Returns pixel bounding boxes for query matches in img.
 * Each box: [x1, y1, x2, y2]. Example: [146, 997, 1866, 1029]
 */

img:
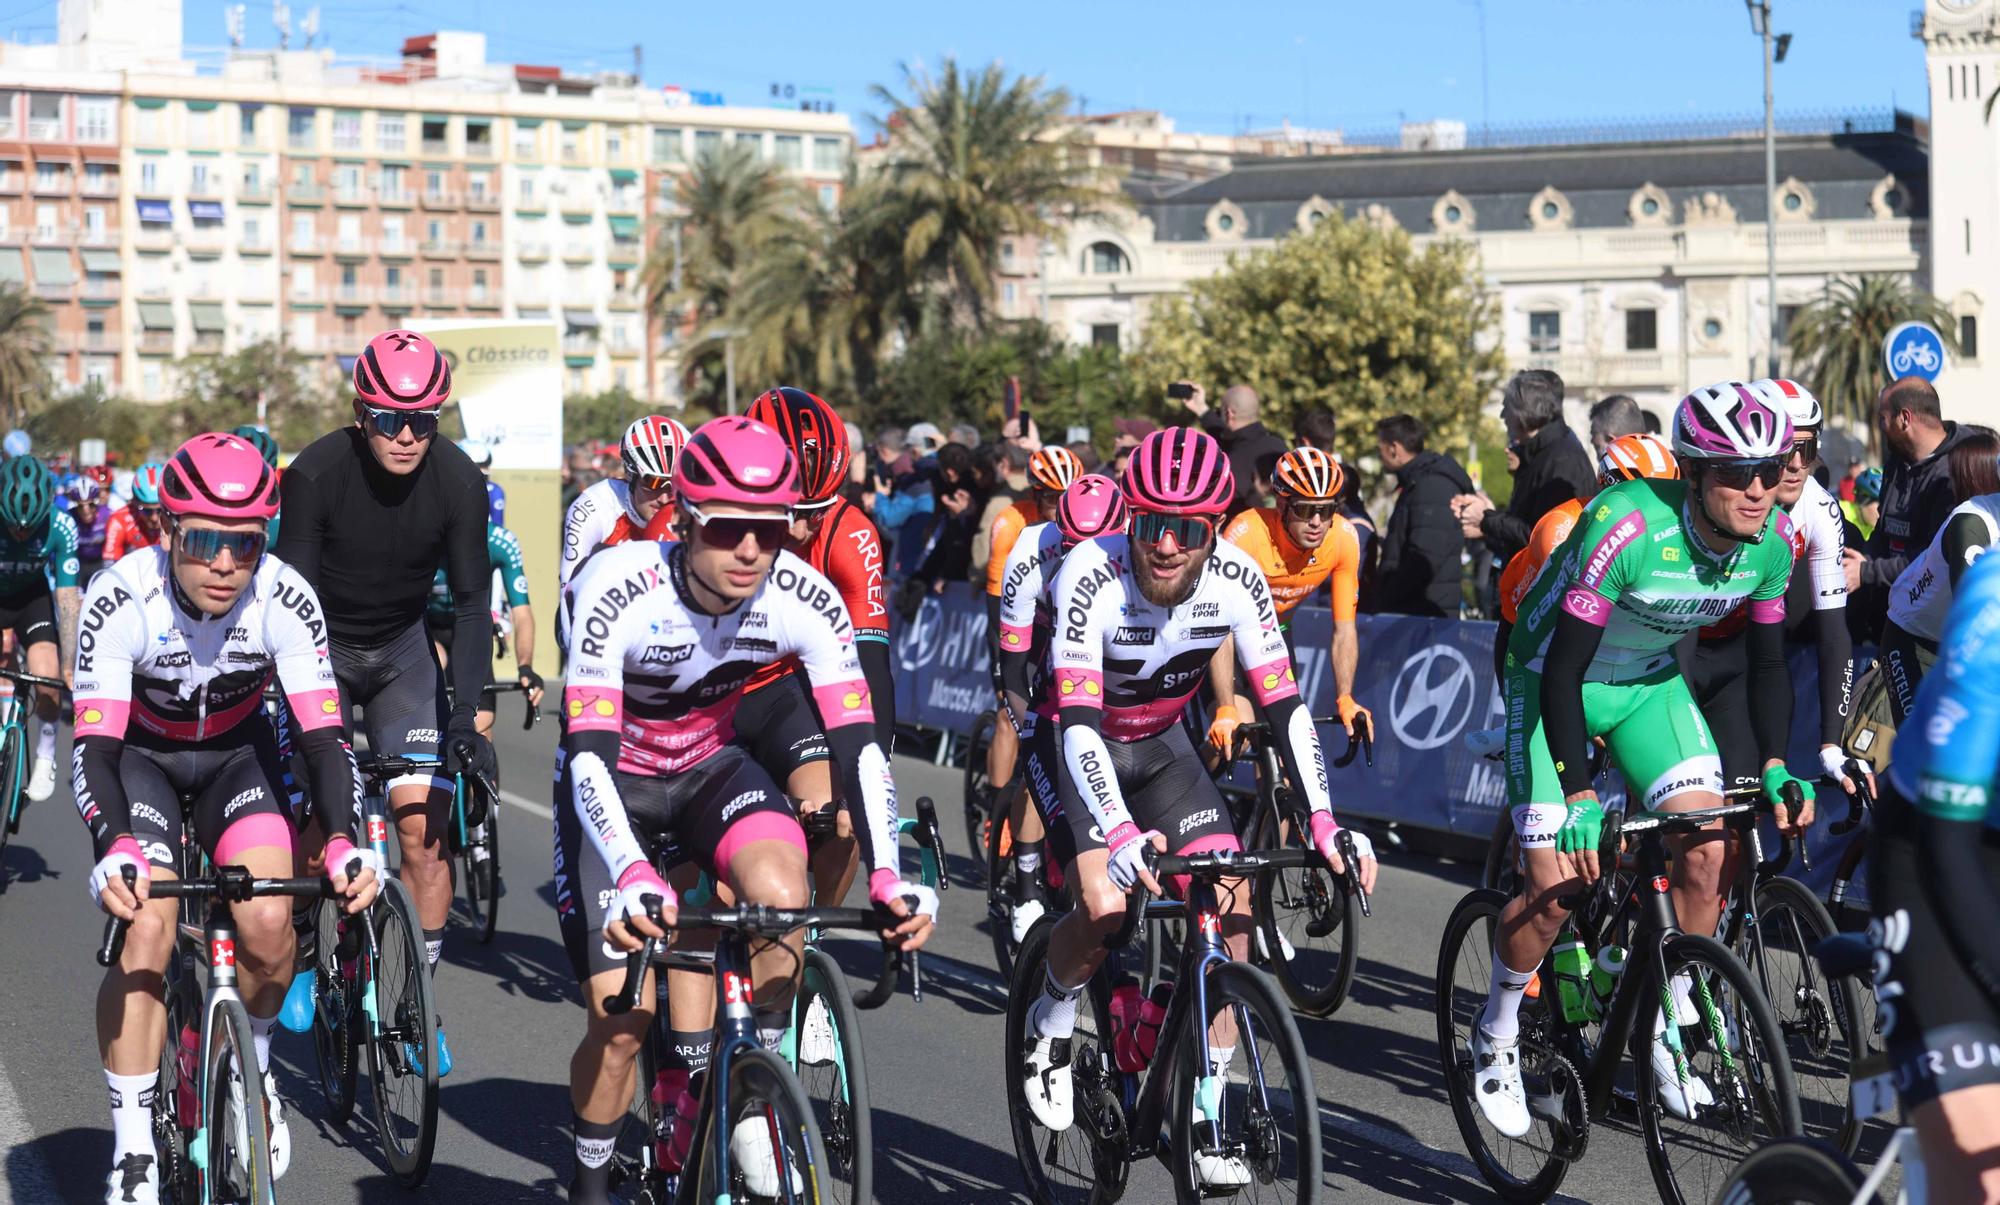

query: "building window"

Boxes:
[817, 184, 836, 209]
[139, 160, 158, 194]
[290, 213, 313, 243]
[242, 215, 260, 245]
[1778, 304, 1801, 345]
[189, 162, 210, 196]
[135, 107, 160, 144]
[1962, 315, 1980, 360]
[468, 172, 492, 202]
[1625, 308, 1657, 352]
[607, 127, 623, 157]
[1529, 310, 1561, 354]
[514, 125, 537, 158]
[76, 96, 113, 142]
[811, 137, 843, 172]
[332, 110, 361, 151]
[561, 128, 581, 161]
[518, 175, 536, 204]
[1086, 242, 1129, 275]
[472, 268, 488, 298]
[378, 112, 406, 152]
[288, 108, 314, 149]
[239, 106, 257, 146]
[421, 117, 447, 152]
[380, 164, 405, 200]
[27, 93, 60, 140]
[694, 130, 723, 160]
[1702, 318, 1724, 340]
[653, 127, 683, 163]
[1091, 324, 1120, 349]
[428, 266, 444, 289]
[1001, 240, 1015, 267]
[35, 161, 64, 191]
[333, 165, 362, 200]
[471, 219, 489, 244]
[1002, 282, 1016, 305]
[381, 215, 404, 250]
[773, 134, 802, 169]
[1782, 192, 1802, 212]
[1217, 213, 1235, 233]
[1640, 197, 1660, 217]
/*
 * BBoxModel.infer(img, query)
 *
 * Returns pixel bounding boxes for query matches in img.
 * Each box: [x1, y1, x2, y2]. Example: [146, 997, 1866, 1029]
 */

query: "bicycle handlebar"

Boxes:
[480, 680, 540, 731]
[0, 668, 66, 693]
[1829, 759, 1875, 836]
[1103, 845, 1330, 950]
[1223, 716, 1371, 773]
[602, 898, 910, 1016]
[98, 860, 361, 967]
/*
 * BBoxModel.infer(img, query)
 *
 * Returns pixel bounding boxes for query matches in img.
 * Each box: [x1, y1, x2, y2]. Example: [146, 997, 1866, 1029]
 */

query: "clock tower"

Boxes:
[1921, 0, 2000, 417]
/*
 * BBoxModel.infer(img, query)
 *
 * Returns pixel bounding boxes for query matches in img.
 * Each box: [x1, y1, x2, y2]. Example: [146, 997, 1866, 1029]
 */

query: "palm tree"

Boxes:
[1786, 274, 1957, 448]
[0, 284, 53, 426]
[869, 58, 1127, 331]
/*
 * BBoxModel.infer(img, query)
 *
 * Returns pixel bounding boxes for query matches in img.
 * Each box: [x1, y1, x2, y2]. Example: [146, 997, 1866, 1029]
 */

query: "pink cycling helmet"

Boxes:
[1121, 426, 1233, 515]
[1672, 381, 1791, 462]
[161, 433, 281, 521]
[352, 329, 452, 411]
[675, 416, 800, 510]
[1055, 474, 1127, 546]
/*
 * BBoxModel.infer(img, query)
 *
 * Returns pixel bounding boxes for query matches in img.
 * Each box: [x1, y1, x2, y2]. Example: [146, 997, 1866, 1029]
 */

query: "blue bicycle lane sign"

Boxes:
[1883, 320, 1947, 383]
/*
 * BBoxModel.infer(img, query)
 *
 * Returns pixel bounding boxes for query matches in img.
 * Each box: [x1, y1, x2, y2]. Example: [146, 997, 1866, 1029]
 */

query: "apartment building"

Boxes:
[0, 6, 851, 401]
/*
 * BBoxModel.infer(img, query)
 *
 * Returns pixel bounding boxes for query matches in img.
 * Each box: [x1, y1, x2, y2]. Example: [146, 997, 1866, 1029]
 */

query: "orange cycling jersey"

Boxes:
[1221, 506, 1360, 622]
[984, 498, 1041, 596]
[1498, 498, 1584, 624]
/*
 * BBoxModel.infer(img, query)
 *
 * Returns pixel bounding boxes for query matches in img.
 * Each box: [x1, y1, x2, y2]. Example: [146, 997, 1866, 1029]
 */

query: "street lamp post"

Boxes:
[709, 325, 744, 414]
[1748, 0, 1785, 378]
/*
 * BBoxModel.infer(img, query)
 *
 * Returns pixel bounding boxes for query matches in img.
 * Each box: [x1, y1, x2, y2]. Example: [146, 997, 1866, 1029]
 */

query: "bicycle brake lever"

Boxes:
[1336, 829, 1372, 918]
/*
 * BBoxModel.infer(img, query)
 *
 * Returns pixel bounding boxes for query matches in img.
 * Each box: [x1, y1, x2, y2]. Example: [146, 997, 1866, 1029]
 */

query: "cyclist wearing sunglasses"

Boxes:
[995, 473, 1127, 943]
[67, 475, 111, 584]
[556, 417, 935, 1205]
[1469, 382, 1812, 1139]
[101, 461, 165, 563]
[1018, 428, 1376, 1186]
[1206, 445, 1368, 755]
[558, 415, 688, 591]
[271, 329, 494, 1070]
[75, 433, 377, 1203]
[0, 455, 79, 807]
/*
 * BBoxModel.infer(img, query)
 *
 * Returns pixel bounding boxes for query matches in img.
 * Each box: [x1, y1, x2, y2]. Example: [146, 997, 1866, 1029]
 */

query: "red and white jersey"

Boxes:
[559, 478, 639, 588]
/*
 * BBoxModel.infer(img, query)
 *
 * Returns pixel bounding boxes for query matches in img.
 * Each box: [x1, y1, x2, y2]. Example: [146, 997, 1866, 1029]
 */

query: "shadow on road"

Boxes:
[873, 1106, 1025, 1200]
[0, 836, 58, 891]
[444, 912, 577, 1005]
[819, 937, 1008, 1016]
[1319, 1103, 1485, 1203]
[8, 1125, 97, 1201]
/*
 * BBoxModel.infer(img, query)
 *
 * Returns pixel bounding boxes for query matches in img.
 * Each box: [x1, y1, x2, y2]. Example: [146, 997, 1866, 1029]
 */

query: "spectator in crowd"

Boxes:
[971, 443, 1031, 574]
[1848, 377, 1978, 639]
[1948, 430, 2000, 505]
[1641, 409, 1663, 435]
[1374, 414, 1474, 616]
[948, 422, 982, 448]
[907, 442, 984, 592]
[1844, 467, 1882, 544]
[1587, 394, 1647, 458]
[873, 426, 913, 484]
[1333, 456, 1379, 600]
[1452, 369, 1596, 567]
[1068, 440, 1101, 472]
[907, 421, 946, 460]
[1172, 381, 1288, 518]
[1295, 409, 1337, 452]
[1110, 417, 1157, 479]
[1000, 412, 1042, 452]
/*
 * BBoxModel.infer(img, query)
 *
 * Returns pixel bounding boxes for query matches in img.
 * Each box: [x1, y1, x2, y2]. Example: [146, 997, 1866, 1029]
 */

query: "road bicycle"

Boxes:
[306, 751, 451, 1186]
[961, 707, 1003, 884]
[1006, 845, 1336, 1205]
[98, 857, 351, 1204]
[1436, 802, 1802, 1204]
[0, 667, 64, 887]
[445, 680, 538, 943]
[1214, 716, 1371, 1017]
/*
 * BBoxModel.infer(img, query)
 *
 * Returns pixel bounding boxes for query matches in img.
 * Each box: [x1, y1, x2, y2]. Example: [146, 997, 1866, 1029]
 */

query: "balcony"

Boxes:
[184, 226, 226, 254]
[30, 173, 71, 197]
[377, 239, 413, 259]
[134, 225, 175, 251]
[608, 287, 641, 310]
[464, 138, 494, 160]
[511, 283, 549, 307]
[186, 179, 222, 201]
[562, 333, 598, 355]
[80, 330, 117, 353]
[285, 283, 318, 303]
[464, 191, 500, 212]
[35, 281, 73, 302]
[377, 189, 414, 210]
[378, 283, 416, 307]
[333, 236, 370, 257]
[464, 239, 499, 259]
[190, 331, 224, 353]
[138, 282, 170, 299]
[607, 336, 640, 357]
[77, 226, 119, 248]
[422, 138, 451, 157]
[333, 284, 372, 305]
[288, 232, 323, 255]
[26, 119, 61, 142]
[239, 179, 273, 203]
[81, 278, 119, 301]
[288, 182, 325, 203]
[562, 241, 595, 263]
[237, 279, 274, 303]
[138, 329, 175, 353]
[239, 232, 272, 254]
[0, 173, 20, 194]
[420, 190, 456, 210]
[465, 289, 499, 309]
[30, 225, 67, 246]
[559, 196, 594, 218]
[332, 188, 368, 208]
[422, 287, 456, 307]
[81, 176, 118, 198]
[419, 238, 456, 258]
[516, 241, 549, 262]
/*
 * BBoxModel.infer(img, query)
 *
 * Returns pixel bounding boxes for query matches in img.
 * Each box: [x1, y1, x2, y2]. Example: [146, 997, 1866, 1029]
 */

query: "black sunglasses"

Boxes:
[363, 406, 443, 440]
[1129, 510, 1215, 549]
[1706, 459, 1785, 490]
[1784, 434, 1819, 467]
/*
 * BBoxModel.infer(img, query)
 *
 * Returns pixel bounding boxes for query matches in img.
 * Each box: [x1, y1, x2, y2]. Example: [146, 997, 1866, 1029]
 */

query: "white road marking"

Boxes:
[0, 1051, 58, 1204]
[499, 788, 553, 820]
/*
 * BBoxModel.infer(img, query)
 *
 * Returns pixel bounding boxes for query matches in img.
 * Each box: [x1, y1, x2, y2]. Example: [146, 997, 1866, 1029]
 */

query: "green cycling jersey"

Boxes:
[427, 522, 530, 628]
[0, 508, 78, 597]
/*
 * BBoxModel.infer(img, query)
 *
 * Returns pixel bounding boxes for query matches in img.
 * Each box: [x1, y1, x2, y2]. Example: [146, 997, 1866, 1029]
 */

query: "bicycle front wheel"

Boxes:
[691, 1045, 832, 1204]
[457, 778, 501, 944]
[1005, 917, 1125, 1205]
[367, 877, 440, 1186]
[988, 805, 1020, 979]
[203, 997, 272, 1205]
[1707, 1135, 1878, 1205]
[795, 946, 871, 1205]
[0, 718, 24, 879]
[1634, 932, 1801, 1205]
[1249, 803, 1359, 1017]
[962, 709, 998, 876]
[1168, 963, 1320, 1205]
[311, 893, 361, 1124]
[1742, 874, 1866, 1155]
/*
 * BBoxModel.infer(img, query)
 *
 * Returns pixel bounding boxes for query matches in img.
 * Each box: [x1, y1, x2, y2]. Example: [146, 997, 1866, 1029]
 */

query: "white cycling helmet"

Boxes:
[1747, 378, 1822, 433]
[620, 415, 692, 483]
[457, 438, 493, 468]
[1671, 381, 1792, 462]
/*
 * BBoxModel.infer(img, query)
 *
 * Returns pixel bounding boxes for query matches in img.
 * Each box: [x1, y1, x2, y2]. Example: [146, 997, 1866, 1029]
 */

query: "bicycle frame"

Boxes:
[670, 933, 770, 1196]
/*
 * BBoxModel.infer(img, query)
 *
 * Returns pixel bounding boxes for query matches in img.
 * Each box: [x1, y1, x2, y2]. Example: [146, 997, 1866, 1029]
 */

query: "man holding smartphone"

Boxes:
[1169, 381, 1287, 519]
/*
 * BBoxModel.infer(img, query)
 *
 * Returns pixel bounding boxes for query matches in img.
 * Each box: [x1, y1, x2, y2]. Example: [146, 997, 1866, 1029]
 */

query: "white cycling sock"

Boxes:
[424, 927, 445, 971]
[1478, 955, 1538, 1042]
[1016, 849, 1042, 876]
[248, 1011, 276, 1073]
[106, 1069, 158, 1158]
[1207, 1044, 1236, 1077]
[34, 719, 54, 762]
[1027, 966, 1083, 1041]
[755, 1011, 788, 1055]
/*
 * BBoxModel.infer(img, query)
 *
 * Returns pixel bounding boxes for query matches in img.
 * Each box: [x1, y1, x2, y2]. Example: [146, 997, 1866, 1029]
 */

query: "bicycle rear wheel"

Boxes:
[1249, 803, 1359, 1016]
[1167, 963, 1320, 1205]
[962, 709, 997, 882]
[1708, 1135, 1879, 1205]
[152, 950, 201, 1196]
[367, 877, 440, 1186]
[1005, 918, 1126, 1205]
[988, 806, 1020, 979]
[1634, 932, 1801, 1205]
[457, 778, 501, 944]
[203, 997, 272, 1205]
[691, 1045, 832, 1204]
[794, 946, 871, 1205]
[1741, 874, 1866, 1155]
[311, 894, 361, 1124]
[0, 719, 24, 882]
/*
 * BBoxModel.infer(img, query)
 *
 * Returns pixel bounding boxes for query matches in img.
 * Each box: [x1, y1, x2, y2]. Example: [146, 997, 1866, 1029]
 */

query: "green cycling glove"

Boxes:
[1760, 765, 1816, 812]
[1556, 796, 1605, 855]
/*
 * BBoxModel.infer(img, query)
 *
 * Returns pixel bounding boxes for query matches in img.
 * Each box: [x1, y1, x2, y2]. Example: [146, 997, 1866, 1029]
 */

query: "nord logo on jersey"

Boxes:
[637, 643, 695, 666]
[1112, 626, 1155, 645]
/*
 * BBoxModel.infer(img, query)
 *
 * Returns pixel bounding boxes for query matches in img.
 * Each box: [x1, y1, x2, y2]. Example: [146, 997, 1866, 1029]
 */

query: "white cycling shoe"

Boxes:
[104, 1153, 158, 1204]
[1195, 1150, 1253, 1188]
[1009, 897, 1046, 945]
[1022, 1034, 1075, 1131]
[1649, 1032, 1715, 1119]
[1470, 1026, 1532, 1138]
[730, 1113, 802, 1198]
[797, 996, 838, 1067]
[228, 1070, 290, 1179]
[25, 754, 55, 802]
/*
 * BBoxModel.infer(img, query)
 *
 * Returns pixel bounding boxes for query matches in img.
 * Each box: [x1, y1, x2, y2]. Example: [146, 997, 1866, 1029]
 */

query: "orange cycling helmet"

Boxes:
[1598, 432, 1680, 488]
[1028, 445, 1084, 493]
[1272, 446, 1344, 501]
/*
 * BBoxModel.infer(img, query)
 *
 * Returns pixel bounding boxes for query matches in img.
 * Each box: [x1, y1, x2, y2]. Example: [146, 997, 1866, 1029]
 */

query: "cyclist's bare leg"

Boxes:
[724, 840, 810, 1017]
[97, 872, 180, 1075]
[220, 842, 298, 1020]
[1911, 1087, 2000, 1205]
[389, 779, 453, 932]
[1204, 875, 1254, 1052]
[791, 760, 856, 906]
[1660, 789, 1727, 939]
[662, 861, 720, 1077]
[25, 637, 59, 728]
[988, 712, 1019, 797]
[1045, 849, 1122, 991]
[1008, 778, 1045, 847]
[1495, 846, 1585, 977]
[572, 964, 655, 1126]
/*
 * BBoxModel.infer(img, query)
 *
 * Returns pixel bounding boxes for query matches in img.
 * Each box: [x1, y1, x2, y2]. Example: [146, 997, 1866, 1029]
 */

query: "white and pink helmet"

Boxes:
[1672, 381, 1792, 463]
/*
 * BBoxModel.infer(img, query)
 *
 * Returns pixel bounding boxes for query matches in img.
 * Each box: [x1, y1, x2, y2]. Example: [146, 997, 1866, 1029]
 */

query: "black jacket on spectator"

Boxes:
[1854, 420, 1976, 642]
[1377, 450, 1475, 616]
[1479, 420, 1596, 566]
[1199, 412, 1288, 519]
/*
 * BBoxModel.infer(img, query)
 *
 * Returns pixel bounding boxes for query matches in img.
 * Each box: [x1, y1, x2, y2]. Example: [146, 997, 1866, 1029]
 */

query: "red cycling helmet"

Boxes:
[620, 415, 691, 483]
[747, 386, 849, 508]
[1055, 474, 1127, 546]
[161, 433, 281, 521]
[352, 329, 452, 411]
[675, 417, 801, 510]
[1121, 426, 1233, 515]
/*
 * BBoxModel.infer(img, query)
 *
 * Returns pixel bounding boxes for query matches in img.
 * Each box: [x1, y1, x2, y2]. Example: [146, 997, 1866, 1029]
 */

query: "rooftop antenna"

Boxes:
[226, 3, 245, 46]
[272, 0, 290, 49]
[301, 5, 318, 46]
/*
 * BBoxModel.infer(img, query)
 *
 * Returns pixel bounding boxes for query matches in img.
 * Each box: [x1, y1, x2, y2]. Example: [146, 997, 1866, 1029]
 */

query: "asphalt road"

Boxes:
[0, 713, 1870, 1204]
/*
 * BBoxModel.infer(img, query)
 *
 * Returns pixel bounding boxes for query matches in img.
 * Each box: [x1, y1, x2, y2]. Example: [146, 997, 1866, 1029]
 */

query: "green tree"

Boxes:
[165, 339, 344, 453]
[0, 283, 53, 427]
[23, 384, 168, 467]
[1785, 273, 1958, 451]
[869, 58, 1127, 331]
[1132, 210, 1502, 465]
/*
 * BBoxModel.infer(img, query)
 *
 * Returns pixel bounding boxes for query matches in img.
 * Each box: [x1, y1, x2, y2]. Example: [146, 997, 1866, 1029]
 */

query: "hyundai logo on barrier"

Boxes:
[1388, 644, 1478, 750]
[897, 595, 945, 672]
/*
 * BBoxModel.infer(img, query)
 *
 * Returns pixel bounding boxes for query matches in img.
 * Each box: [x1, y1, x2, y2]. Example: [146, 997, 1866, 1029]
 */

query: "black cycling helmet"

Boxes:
[231, 425, 280, 468]
[0, 455, 51, 531]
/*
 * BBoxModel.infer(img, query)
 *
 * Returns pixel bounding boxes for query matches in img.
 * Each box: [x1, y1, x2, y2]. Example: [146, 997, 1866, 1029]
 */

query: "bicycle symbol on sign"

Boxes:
[1892, 339, 1941, 375]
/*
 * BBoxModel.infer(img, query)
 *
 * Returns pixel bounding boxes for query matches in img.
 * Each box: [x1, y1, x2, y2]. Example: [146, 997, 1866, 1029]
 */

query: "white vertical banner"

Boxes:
[407, 319, 563, 470]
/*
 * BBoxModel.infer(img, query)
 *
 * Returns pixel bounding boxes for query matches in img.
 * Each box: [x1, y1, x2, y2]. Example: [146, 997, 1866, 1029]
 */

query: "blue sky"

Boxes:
[153, 0, 1930, 136]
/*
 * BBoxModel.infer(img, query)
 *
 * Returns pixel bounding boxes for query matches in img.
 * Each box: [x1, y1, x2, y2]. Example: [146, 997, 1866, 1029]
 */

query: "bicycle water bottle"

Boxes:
[1591, 944, 1628, 1007]
[1551, 941, 1599, 1024]
[1114, 981, 1172, 1073]
[175, 1024, 199, 1128]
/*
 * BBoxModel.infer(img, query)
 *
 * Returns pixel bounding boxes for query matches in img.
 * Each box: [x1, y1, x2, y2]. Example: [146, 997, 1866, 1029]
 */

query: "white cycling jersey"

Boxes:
[1791, 475, 1847, 612]
[559, 478, 640, 588]
[1887, 493, 2000, 641]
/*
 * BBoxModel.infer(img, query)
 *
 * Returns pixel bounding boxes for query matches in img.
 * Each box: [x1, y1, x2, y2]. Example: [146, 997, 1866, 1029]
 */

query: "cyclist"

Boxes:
[425, 517, 542, 742]
[229, 426, 281, 547]
[76, 433, 378, 1204]
[69, 474, 110, 585]
[460, 438, 506, 527]
[0, 456, 81, 807]
[1205, 445, 1370, 756]
[1878, 446, 2000, 725]
[102, 462, 165, 562]
[1016, 427, 1377, 1188]
[1844, 467, 1882, 541]
[559, 416, 688, 590]
[270, 329, 496, 1072]
[1883, 550, 2000, 1205]
[1690, 378, 1863, 799]
[995, 473, 1128, 941]
[1469, 382, 1814, 1138]
[556, 416, 936, 1205]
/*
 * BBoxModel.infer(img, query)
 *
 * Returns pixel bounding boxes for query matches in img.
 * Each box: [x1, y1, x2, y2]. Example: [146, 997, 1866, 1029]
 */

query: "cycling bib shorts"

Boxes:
[732, 669, 831, 781]
[1022, 719, 1238, 869]
[328, 620, 448, 786]
[0, 584, 55, 648]
[118, 725, 295, 872]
